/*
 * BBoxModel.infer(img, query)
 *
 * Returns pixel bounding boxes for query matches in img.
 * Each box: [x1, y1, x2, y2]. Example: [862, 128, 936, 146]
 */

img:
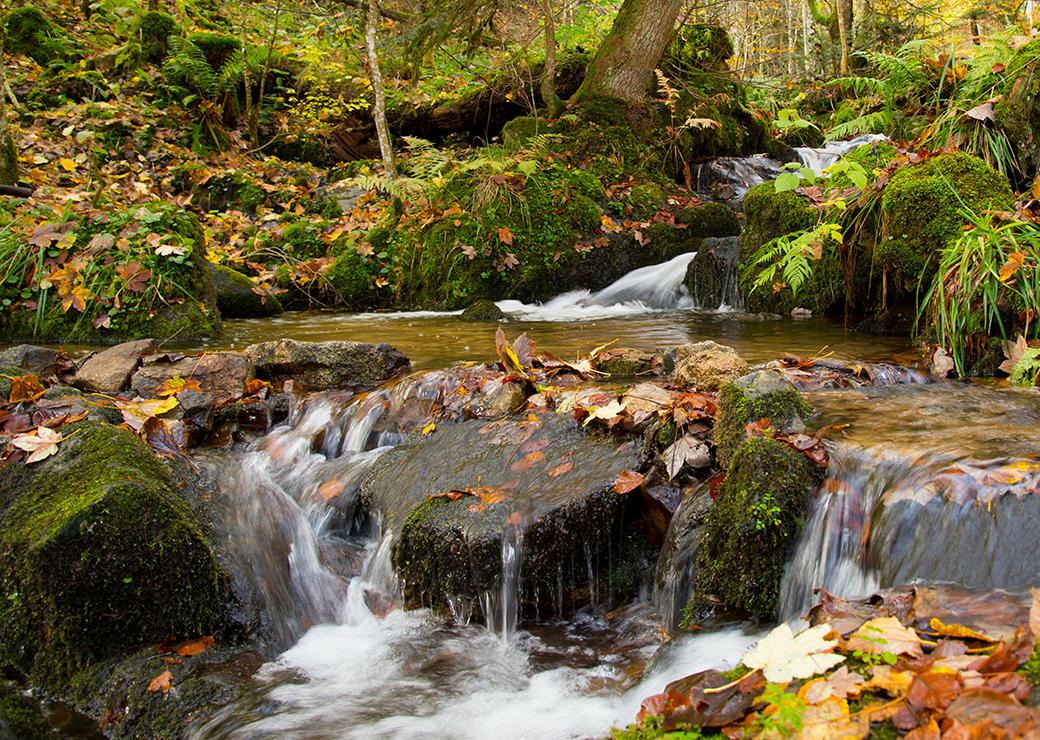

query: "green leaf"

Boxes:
[774, 172, 802, 193]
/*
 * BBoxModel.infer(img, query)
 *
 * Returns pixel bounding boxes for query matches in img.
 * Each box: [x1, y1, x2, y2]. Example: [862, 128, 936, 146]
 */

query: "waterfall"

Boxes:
[497, 251, 696, 321]
[795, 134, 888, 175]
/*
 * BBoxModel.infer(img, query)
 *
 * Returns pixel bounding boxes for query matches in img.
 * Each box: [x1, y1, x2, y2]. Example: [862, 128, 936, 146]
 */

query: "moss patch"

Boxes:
[714, 371, 812, 468]
[0, 422, 232, 692]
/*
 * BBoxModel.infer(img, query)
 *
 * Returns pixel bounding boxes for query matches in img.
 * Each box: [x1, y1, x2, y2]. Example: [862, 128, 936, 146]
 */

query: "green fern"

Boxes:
[746, 223, 843, 297]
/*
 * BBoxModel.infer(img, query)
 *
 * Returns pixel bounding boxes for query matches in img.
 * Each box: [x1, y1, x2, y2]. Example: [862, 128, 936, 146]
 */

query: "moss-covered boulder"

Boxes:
[714, 370, 812, 468]
[738, 181, 842, 315]
[693, 434, 824, 618]
[0, 422, 232, 691]
[326, 248, 381, 309]
[501, 116, 548, 151]
[460, 299, 505, 321]
[879, 152, 1014, 290]
[132, 11, 179, 64]
[677, 202, 740, 238]
[173, 168, 266, 214]
[685, 236, 742, 309]
[210, 263, 283, 318]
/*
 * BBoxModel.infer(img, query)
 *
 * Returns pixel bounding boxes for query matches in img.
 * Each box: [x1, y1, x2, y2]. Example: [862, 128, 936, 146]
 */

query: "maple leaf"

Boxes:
[613, 469, 645, 494]
[155, 243, 188, 257]
[10, 426, 64, 463]
[582, 399, 627, 427]
[61, 284, 92, 313]
[7, 375, 46, 404]
[999, 252, 1026, 282]
[662, 435, 711, 478]
[86, 233, 115, 251]
[742, 623, 845, 683]
[801, 666, 866, 705]
[174, 635, 214, 657]
[497, 226, 514, 245]
[999, 335, 1030, 375]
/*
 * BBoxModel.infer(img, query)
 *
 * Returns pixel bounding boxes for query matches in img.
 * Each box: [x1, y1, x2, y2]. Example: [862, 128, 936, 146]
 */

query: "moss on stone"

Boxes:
[880, 152, 1013, 285]
[676, 202, 740, 238]
[501, 116, 547, 151]
[0, 680, 55, 739]
[666, 23, 734, 73]
[693, 435, 824, 618]
[326, 249, 379, 308]
[133, 11, 179, 63]
[460, 298, 505, 321]
[0, 422, 232, 692]
[996, 39, 1040, 186]
[714, 371, 812, 468]
[211, 263, 283, 318]
[628, 183, 666, 218]
[6, 7, 65, 64]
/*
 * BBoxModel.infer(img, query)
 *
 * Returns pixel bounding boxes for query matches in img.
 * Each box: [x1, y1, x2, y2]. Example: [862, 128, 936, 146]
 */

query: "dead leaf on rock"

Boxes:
[148, 670, 173, 694]
[613, 470, 645, 494]
[742, 623, 845, 684]
[847, 616, 923, 658]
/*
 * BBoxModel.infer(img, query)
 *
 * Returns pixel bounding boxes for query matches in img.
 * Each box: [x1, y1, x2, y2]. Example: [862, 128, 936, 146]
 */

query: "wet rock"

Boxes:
[684, 236, 742, 309]
[210, 263, 283, 319]
[599, 348, 659, 376]
[467, 379, 527, 418]
[671, 340, 749, 392]
[653, 486, 714, 631]
[0, 345, 63, 378]
[244, 339, 409, 391]
[366, 414, 650, 620]
[131, 352, 254, 406]
[714, 370, 810, 467]
[675, 202, 740, 238]
[692, 434, 825, 619]
[73, 339, 157, 393]
[177, 388, 215, 434]
[460, 299, 505, 321]
[0, 421, 232, 691]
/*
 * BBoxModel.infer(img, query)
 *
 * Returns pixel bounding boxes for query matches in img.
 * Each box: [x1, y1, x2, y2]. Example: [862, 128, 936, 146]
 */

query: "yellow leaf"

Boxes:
[58, 157, 78, 172]
[421, 422, 436, 436]
[928, 617, 994, 642]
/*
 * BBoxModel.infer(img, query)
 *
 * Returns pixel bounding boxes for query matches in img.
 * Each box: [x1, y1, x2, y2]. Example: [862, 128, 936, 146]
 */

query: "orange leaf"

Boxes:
[497, 226, 514, 246]
[148, 670, 173, 693]
[999, 252, 1026, 282]
[613, 470, 645, 494]
[175, 635, 215, 657]
[318, 480, 345, 501]
[7, 375, 46, 404]
[548, 462, 573, 478]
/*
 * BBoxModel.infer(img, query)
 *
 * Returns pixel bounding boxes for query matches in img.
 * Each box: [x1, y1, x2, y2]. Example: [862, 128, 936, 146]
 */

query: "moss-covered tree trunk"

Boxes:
[571, 0, 683, 103]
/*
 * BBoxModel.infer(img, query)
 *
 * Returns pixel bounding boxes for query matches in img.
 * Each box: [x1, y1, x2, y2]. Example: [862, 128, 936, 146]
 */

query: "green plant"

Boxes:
[753, 683, 806, 736]
[5, 6, 65, 64]
[920, 211, 1040, 375]
[162, 34, 245, 148]
[746, 222, 843, 297]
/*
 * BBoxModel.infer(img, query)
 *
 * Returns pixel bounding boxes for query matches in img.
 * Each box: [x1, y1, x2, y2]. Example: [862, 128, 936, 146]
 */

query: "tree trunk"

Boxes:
[571, 0, 683, 103]
[365, 0, 396, 177]
[836, 0, 850, 74]
[0, 0, 17, 186]
[539, 0, 562, 117]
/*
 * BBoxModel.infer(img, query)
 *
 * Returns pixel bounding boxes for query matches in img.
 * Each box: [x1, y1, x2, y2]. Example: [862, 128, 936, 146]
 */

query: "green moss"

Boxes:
[460, 298, 505, 321]
[880, 152, 1013, 281]
[996, 38, 1040, 185]
[714, 371, 812, 468]
[676, 202, 740, 238]
[501, 116, 546, 151]
[739, 181, 841, 314]
[133, 11, 179, 63]
[326, 249, 378, 308]
[0, 422, 231, 692]
[692, 435, 824, 618]
[211, 263, 282, 318]
[187, 31, 241, 69]
[629, 183, 666, 218]
[666, 23, 734, 73]
[0, 681, 55, 738]
[6, 7, 65, 64]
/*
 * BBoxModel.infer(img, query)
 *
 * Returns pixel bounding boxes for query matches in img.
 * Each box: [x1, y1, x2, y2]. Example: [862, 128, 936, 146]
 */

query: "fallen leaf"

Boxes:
[929, 617, 995, 643]
[1030, 588, 1040, 640]
[548, 462, 573, 477]
[742, 623, 845, 683]
[175, 635, 215, 657]
[156, 375, 203, 398]
[7, 375, 46, 404]
[999, 252, 1026, 282]
[318, 480, 345, 501]
[796, 696, 868, 739]
[801, 666, 866, 704]
[661, 435, 711, 478]
[847, 616, 923, 658]
[421, 422, 436, 436]
[10, 426, 63, 463]
[613, 469, 645, 494]
[147, 670, 173, 694]
[583, 399, 626, 427]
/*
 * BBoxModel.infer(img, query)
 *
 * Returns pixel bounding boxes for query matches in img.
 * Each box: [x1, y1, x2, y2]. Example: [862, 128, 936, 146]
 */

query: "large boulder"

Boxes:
[997, 38, 1040, 185]
[131, 352, 254, 406]
[684, 236, 742, 309]
[244, 339, 409, 391]
[671, 341, 749, 392]
[0, 422, 232, 690]
[210, 263, 283, 319]
[73, 339, 157, 393]
[366, 413, 650, 620]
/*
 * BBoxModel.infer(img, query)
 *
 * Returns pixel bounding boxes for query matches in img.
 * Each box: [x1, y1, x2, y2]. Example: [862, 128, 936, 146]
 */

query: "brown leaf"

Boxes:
[7, 375, 46, 404]
[548, 462, 573, 478]
[148, 670, 173, 694]
[1030, 588, 1040, 641]
[999, 252, 1026, 282]
[906, 670, 962, 711]
[847, 616, 923, 658]
[175, 635, 215, 657]
[318, 480, 345, 501]
[613, 469, 645, 494]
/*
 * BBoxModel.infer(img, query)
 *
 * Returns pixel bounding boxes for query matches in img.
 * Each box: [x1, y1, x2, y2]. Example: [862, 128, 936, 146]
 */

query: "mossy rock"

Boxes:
[210, 263, 283, 318]
[628, 183, 667, 218]
[714, 370, 812, 468]
[6, 7, 65, 65]
[501, 116, 547, 151]
[997, 38, 1040, 185]
[739, 181, 841, 315]
[692, 434, 824, 618]
[778, 125, 825, 148]
[460, 299, 505, 321]
[676, 202, 740, 238]
[880, 152, 1014, 287]
[326, 249, 382, 309]
[133, 11, 179, 64]
[175, 168, 266, 214]
[0, 422, 232, 691]
[186, 32, 241, 70]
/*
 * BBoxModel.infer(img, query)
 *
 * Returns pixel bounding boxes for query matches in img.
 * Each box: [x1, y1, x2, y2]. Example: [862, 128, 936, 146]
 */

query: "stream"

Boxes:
[139, 140, 1040, 737]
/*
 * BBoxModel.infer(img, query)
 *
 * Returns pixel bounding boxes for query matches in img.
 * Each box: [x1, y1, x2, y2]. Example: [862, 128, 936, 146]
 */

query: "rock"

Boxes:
[0, 680, 55, 739]
[599, 348, 659, 376]
[0, 421, 232, 690]
[365, 413, 650, 620]
[73, 339, 157, 393]
[210, 263, 283, 319]
[684, 236, 742, 309]
[460, 299, 505, 321]
[177, 388, 215, 434]
[653, 486, 714, 631]
[714, 370, 811, 468]
[692, 434, 825, 619]
[131, 352, 254, 406]
[0, 345, 63, 378]
[997, 39, 1040, 184]
[675, 202, 740, 238]
[671, 340, 749, 392]
[468, 379, 527, 418]
[244, 339, 409, 391]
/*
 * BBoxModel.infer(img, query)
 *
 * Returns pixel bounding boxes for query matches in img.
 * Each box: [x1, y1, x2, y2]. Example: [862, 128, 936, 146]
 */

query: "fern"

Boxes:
[746, 223, 843, 297]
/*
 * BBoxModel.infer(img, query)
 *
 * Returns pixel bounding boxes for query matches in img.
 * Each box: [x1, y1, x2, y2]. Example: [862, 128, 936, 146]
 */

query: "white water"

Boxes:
[497, 252, 697, 321]
[795, 133, 888, 175]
